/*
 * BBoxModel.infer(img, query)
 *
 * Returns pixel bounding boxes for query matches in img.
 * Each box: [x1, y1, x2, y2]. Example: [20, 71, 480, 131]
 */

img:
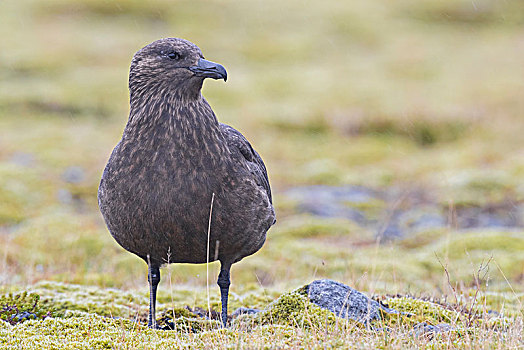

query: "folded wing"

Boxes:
[219, 123, 273, 204]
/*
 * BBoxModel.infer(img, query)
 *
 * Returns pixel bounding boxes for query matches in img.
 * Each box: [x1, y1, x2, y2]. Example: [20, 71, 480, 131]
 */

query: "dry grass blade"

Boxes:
[206, 192, 215, 320]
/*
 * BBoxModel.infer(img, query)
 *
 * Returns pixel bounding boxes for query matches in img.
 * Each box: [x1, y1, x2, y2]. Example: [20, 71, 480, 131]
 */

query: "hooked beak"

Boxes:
[188, 58, 227, 82]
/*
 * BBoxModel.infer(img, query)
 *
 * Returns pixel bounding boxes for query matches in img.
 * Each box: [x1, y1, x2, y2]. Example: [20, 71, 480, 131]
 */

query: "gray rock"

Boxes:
[307, 279, 398, 324]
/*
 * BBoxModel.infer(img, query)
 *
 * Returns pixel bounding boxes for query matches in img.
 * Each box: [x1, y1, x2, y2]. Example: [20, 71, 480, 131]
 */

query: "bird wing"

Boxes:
[219, 123, 273, 204]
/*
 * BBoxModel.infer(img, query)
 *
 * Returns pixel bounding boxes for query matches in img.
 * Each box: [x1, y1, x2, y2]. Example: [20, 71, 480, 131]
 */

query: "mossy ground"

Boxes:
[1, 0, 524, 348]
[1, 283, 521, 348]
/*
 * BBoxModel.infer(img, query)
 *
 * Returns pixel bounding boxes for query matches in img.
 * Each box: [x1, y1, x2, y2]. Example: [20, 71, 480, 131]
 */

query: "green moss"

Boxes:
[0, 314, 183, 349]
[26, 282, 277, 331]
[384, 297, 460, 326]
[32, 281, 148, 319]
[383, 293, 519, 335]
[254, 285, 337, 329]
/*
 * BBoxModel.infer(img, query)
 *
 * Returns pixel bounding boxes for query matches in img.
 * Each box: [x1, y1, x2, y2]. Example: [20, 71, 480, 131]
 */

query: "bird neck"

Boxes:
[129, 77, 204, 104]
[124, 91, 229, 157]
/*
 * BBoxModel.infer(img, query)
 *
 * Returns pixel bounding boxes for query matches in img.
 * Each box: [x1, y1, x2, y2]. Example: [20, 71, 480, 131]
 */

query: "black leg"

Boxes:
[217, 263, 231, 327]
[147, 265, 161, 328]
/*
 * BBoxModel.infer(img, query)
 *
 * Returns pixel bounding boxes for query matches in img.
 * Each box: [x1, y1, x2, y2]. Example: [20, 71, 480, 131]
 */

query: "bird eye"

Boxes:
[167, 52, 180, 60]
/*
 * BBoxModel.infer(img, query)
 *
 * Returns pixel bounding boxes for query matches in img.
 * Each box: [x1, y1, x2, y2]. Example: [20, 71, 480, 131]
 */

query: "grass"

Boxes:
[1, 0, 523, 348]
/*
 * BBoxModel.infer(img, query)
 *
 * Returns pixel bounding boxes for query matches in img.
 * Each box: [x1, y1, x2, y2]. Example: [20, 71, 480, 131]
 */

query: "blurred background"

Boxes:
[1, 0, 523, 299]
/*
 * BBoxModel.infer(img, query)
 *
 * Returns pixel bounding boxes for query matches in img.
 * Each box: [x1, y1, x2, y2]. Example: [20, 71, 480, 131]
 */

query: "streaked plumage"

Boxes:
[98, 38, 275, 327]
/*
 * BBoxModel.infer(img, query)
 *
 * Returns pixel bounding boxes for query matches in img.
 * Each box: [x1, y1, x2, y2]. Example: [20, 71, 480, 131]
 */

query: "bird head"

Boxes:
[129, 38, 227, 100]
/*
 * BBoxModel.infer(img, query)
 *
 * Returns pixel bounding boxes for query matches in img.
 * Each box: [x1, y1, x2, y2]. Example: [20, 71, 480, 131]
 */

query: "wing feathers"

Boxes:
[219, 123, 273, 204]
